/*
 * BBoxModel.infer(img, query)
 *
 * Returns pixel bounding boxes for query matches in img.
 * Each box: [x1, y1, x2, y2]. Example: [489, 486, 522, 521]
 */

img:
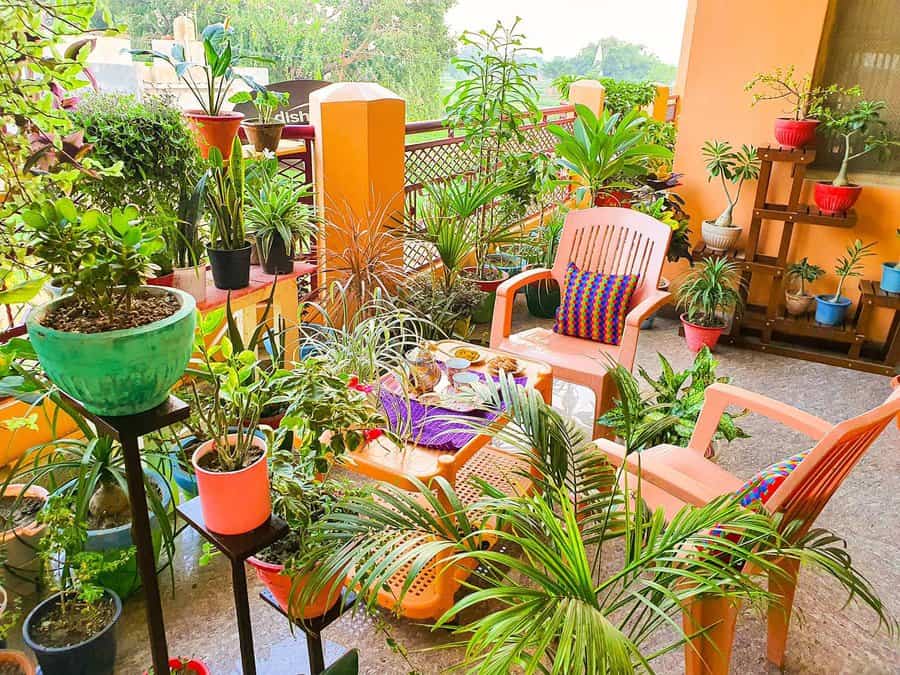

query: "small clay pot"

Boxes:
[242, 121, 285, 153]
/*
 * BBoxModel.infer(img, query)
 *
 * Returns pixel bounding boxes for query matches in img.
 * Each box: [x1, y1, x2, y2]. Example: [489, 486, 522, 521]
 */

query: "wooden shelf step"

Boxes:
[741, 306, 864, 344]
[754, 203, 857, 228]
[756, 145, 816, 164]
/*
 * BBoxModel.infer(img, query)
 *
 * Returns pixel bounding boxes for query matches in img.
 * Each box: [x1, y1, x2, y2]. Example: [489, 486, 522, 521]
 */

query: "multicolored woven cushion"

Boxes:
[736, 449, 811, 506]
[553, 263, 639, 345]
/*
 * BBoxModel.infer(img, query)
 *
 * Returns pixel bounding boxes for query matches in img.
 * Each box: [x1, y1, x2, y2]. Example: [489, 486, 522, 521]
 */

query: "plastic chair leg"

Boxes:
[767, 557, 800, 668]
[683, 595, 739, 675]
[592, 375, 617, 440]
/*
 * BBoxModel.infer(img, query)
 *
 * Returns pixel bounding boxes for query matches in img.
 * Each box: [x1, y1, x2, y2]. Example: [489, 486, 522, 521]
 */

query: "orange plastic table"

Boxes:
[344, 340, 552, 492]
[197, 261, 316, 367]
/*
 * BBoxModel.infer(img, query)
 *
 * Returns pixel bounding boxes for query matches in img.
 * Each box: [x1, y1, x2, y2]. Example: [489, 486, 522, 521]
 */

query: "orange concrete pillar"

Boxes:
[309, 83, 406, 294]
[650, 84, 670, 121]
[568, 79, 605, 117]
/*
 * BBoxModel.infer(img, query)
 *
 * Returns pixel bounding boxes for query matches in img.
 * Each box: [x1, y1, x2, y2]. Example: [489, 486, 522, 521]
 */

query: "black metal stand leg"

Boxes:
[120, 434, 169, 675]
[231, 559, 257, 675]
[306, 631, 325, 674]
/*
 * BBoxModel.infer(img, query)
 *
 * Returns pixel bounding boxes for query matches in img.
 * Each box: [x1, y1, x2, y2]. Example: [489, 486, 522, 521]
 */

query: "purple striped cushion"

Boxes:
[553, 263, 639, 345]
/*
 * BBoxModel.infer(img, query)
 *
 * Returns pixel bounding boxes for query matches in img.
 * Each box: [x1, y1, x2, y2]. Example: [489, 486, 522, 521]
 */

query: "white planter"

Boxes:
[785, 291, 814, 317]
[701, 220, 742, 253]
[172, 266, 208, 304]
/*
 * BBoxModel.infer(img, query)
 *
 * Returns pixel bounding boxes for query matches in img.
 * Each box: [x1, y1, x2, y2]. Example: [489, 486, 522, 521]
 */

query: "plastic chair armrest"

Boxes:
[624, 289, 671, 328]
[490, 268, 553, 346]
[688, 383, 831, 454]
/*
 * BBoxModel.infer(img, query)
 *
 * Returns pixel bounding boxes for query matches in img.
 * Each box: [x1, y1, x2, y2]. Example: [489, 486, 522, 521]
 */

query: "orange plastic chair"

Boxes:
[490, 207, 672, 438]
[595, 379, 900, 674]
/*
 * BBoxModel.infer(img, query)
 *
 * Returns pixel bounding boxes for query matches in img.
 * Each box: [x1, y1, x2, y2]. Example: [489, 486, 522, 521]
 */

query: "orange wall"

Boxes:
[670, 0, 900, 336]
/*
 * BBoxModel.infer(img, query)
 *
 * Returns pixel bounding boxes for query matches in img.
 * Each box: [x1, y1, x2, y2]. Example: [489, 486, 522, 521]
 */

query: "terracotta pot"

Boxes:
[680, 313, 725, 352]
[1, 484, 48, 594]
[773, 118, 819, 148]
[184, 111, 244, 159]
[246, 557, 342, 619]
[0, 649, 36, 675]
[242, 121, 285, 153]
[784, 291, 814, 317]
[172, 266, 208, 304]
[813, 181, 861, 215]
[192, 434, 271, 535]
[701, 220, 741, 252]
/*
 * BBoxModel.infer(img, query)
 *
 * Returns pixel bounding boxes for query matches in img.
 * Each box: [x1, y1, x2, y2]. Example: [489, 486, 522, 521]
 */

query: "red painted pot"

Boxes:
[813, 181, 862, 215]
[192, 434, 271, 535]
[144, 658, 210, 675]
[680, 314, 725, 352]
[146, 272, 174, 288]
[246, 557, 342, 619]
[594, 189, 632, 208]
[773, 118, 819, 148]
[184, 110, 244, 159]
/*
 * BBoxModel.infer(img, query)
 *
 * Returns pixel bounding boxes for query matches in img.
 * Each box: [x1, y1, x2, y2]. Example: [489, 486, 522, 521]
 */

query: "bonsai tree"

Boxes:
[701, 140, 760, 228]
[744, 66, 838, 121]
[787, 257, 825, 296]
[830, 239, 875, 302]
[818, 94, 899, 187]
[676, 256, 744, 328]
[229, 88, 290, 124]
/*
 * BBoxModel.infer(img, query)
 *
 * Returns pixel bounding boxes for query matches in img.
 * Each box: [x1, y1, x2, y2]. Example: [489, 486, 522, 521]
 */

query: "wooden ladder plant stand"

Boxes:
[695, 145, 896, 375]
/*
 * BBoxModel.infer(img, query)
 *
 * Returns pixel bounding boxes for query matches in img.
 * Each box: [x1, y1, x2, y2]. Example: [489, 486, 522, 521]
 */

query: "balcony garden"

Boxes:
[0, 2, 897, 675]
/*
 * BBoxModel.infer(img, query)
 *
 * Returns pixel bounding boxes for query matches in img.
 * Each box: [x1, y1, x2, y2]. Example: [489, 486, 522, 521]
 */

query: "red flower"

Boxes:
[347, 376, 372, 393]
[363, 428, 383, 442]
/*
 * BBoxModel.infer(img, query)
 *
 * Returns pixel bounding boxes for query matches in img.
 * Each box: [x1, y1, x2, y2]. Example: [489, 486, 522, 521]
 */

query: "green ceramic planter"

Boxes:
[26, 287, 196, 416]
[525, 280, 560, 319]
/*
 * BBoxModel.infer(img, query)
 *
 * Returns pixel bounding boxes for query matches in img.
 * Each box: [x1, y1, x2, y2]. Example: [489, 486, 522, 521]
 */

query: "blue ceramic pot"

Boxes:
[880, 263, 900, 294]
[815, 294, 851, 326]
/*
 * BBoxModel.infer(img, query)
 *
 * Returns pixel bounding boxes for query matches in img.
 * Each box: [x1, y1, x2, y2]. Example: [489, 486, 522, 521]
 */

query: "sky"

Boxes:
[445, 0, 689, 66]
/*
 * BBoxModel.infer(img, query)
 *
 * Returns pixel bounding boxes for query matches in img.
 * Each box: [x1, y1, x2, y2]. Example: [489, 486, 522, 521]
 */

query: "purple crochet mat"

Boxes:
[379, 371, 527, 452]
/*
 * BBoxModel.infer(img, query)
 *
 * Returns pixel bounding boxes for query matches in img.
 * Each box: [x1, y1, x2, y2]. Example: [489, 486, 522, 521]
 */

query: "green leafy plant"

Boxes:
[676, 256, 744, 328]
[631, 195, 692, 265]
[229, 88, 290, 124]
[399, 273, 485, 340]
[830, 239, 876, 302]
[293, 373, 892, 673]
[744, 66, 843, 120]
[786, 257, 825, 297]
[129, 22, 262, 116]
[201, 136, 246, 250]
[701, 140, 760, 228]
[174, 175, 207, 269]
[818, 93, 900, 186]
[19, 198, 164, 320]
[599, 347, 749, 449]
[549, 104, 672, 204]
[245, 158, 316, 261]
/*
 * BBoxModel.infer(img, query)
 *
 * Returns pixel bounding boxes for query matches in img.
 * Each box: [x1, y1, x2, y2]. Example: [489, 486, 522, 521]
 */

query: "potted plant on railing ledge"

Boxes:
[675, 257, 744, 352]
[20, 199, 197, 416]
[700, 140, 760, 253]
[129, 22, 261, 159]
[246, 157, 317, 275]
[815, 239, 875, 327]
[202, 136, 251, 289]
[745, 65, 839, 148]
[785, 257, 824, 316]
[814, 93, 899, 215]
[23, 497, 130, 675]
[230, 87, 290, 153]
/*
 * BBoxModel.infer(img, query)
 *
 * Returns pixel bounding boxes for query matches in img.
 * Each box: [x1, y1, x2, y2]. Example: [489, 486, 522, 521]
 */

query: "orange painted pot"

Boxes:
[184, 111, 244, 159]
[681, 314, 725, 353]
[192, 434, 270, 535]
[246, 557, 342, 619]
[0, 649, 36, 675]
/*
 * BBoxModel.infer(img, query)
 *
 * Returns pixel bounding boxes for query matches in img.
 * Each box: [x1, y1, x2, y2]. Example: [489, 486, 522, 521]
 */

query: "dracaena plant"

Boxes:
[19, 198, 163, 318]
[245, 158, 317, 261]
[702, 140, 760, 228]
[200, 136, 246, 250]
[676, 256, 744, 328]
[292, 373, 892, 674]
[549, 104, 673, 204]
[129, 22, 261, 117]
[830, 239, 876, 302]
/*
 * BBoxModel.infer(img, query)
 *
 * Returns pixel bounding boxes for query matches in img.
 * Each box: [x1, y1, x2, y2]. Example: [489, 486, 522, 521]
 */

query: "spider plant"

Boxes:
[676, 257, 744, 328]
[292, 370, 892, 673]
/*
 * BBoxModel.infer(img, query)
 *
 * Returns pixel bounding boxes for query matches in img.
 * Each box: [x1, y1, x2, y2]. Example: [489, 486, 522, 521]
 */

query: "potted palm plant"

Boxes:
[20, 199, 196, 416]
[881, 229, 900, 293]
[676, 257, 744, 352]
[230, 88, 290, 153]
[815, 93, 898, 214]
[785, 257, 824, 316]
[245, 158, 316, 275]
[700, 140, 760, 252]
[129, 23, 260, 158]
[745, 66, 838, 148]
[815, 239, 875, 326]
[202, 136, 250, 289]
[23, 497, 129, 675]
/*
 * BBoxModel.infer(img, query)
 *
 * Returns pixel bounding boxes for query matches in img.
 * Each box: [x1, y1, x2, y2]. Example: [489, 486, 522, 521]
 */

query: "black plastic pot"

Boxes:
[261, 235, 294, 275]
[23, 588, 122, 675]
[525, 279, 560, 319]
[208, 243, 251, 290]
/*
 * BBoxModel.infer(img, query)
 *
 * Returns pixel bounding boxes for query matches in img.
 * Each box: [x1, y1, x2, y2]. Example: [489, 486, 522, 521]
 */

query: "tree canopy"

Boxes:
[543, 37, 676, 84]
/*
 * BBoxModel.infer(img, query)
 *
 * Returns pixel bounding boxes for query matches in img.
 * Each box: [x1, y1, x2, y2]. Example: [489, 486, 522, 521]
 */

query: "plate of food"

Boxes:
[449, 345, 484, 365]
[486, 355, 526, 378]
